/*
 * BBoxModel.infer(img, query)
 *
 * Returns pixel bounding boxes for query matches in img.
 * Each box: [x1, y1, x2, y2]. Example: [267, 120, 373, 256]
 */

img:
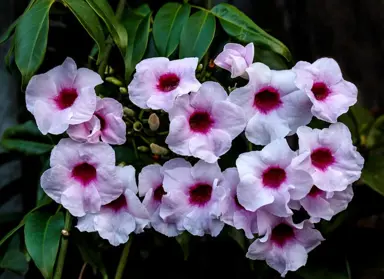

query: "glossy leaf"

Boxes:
[0, 196, 52, 247]
[85, 0, 128, 56]
[0, 121, 54, 155]
[153, 3, 190, 57]
[62, 0, 105, 63]
[24, 212, 64, 279]
[0, 0, 38, 45]
[175, 232, 190, 261]
[0, 235, 28, 275]
[14, 0, 55, 85]
[179, 10, 216, 60]
[366, 115, 383, 149]
[362, 151, 384, 197]
[211, 3, 292, 62]
[122, 5, 151, 80]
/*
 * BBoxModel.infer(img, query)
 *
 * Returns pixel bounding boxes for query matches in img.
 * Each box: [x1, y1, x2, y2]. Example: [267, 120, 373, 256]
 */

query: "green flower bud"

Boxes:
[148, 113, 160, 131]
[150, 143, 169, 156]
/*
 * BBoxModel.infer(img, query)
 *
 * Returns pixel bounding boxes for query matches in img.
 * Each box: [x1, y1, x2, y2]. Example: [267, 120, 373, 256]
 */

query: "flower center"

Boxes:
[253, 87, 282, 114]
[271, 223, 295, 247]
[311, 82, 330, 101]
[157, 73, 180, 92]
[308, 186, 323, 197]
[154, 185, 166, 201]
[311, 148, 335, 171]
[189, 111, 214, 133]
[72, 163, 96, 186]
[95, 113, 106, 131]
[234, 195, 245, 210]
[104, 194, 127, 212]
[55, 88, 78, 110]
[189, 184, 212, 206]
[262, 167, 286, 188]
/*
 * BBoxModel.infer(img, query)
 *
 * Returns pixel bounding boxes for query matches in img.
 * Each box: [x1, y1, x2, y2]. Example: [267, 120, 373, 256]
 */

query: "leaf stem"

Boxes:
[114, 236, 133, 279]
[98, 0, 126, 77]
[190, 5, 209, 12]
[131, 138, 139, 159]
[53, 210, 73, 279]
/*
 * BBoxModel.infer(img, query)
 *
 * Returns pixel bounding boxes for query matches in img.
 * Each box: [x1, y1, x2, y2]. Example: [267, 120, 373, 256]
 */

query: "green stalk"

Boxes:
[53, 210, 73, 279]
[114, 237, 133, 279]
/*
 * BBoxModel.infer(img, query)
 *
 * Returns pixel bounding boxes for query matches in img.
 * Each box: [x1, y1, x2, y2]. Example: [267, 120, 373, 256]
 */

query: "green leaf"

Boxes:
[85, 0, 128, 57]
[14, 0, 55, 85]
[153, 3, 190, 57]
[179, 10, 216, 60]
[175, 232, 190, 261]
[0, 196, 52, 247]
[211, 3, 292, 62]
[24, 212, 64, 279]
[366, 115, 384, 148]
[122, 5, 152, 80]
[0, 0, 38, 45]
[62, 0, 106, 64]
[362, 151, 384, 196]
[0, 235, 28, 275]
[253, 47, 288, 70]
[0, 121, 54, 155]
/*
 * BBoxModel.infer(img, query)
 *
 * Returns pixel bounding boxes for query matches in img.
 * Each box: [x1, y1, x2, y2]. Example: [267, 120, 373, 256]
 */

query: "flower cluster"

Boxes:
[29, 41, 364, 277]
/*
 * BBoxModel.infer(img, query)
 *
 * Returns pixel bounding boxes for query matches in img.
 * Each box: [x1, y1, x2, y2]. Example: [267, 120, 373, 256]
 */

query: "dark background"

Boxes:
[1, 0, 384, 279]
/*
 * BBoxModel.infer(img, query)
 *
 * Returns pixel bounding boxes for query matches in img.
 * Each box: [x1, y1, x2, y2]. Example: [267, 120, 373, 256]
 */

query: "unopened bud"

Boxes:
[61, 229, 70, 237]
[137, 146, 149, 152]
[119, 87, 128, 94]
[123, 107, 135, 118]
[209, 59, 215, 68]
[148, 113, 160, 131]
[105, 76, 124, 87]
[150, 143, 169, 156]
[118, 162, 126, 167]
[197, 63, 203, 71]
[133, 121, 143, 132]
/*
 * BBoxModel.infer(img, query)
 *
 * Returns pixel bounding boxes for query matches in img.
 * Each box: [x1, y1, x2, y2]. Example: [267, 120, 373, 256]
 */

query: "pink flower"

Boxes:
[26, 58, 102, 135]
[214, 43, 254, 78]
[293, 58, 357, 123]
[220, 168, 258, 239]
[166, 81, 246, 163]
[292, 185, 353, 223]
[76, 166, 150, 246]
[291, 123, 364, 192]
[247, 211, 324, 277]
[236, 139, 313, 217]
[228, 63, 312, 145]
[67, 97, 126, 145]
[128, 57, 201, 112]
[40, 138, 124, 217]
[159, 159, 226, 236]
[138, 159, 187, 237]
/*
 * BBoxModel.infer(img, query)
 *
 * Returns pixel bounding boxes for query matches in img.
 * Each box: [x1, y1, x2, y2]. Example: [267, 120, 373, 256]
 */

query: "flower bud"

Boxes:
[119, 87, 128, 94]
[150, 143, 169, 156]
[105, 76, 124, 87]
[123, 107, 135, 118]
[148, 113, 160, 131]
[133, 121, 143, 132]
[137, 146, 149, 152]
[61, 229, 70, 237]
[197, 63, 203, 72]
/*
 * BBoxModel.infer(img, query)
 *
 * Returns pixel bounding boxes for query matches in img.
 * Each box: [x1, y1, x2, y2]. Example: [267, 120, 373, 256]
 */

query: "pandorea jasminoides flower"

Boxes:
[67, 97, 126, 145]
[293, 58, 357, 123]
[293, 185, 354, 223]
[228, 63, 312, 145]
[291, 123, 364, 192]
[40, 139, 123, 217]
[128, 57, 201, 112]
[160, 159, 226, 236]
[166, 81, 245, 163]
[138, 160, 187, 237]
[26, 58, 102, 135]
[77, 166, 150, 246]
[214, 43, 254, 78]
[220, 168, 258, 239]
[247, 212, 324, 277]
[236, 139, 312, 217]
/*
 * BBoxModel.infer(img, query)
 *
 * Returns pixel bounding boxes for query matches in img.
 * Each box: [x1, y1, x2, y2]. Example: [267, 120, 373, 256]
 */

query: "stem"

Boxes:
[114, 237, 133, 279]
[139, 135, 151, 145]
[98, 0, 127, 77]
[206, 0, 212, 9]
[131, 138, 139, 159]
[53, 211, 73, 279]
[190, 4, 209, 12]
